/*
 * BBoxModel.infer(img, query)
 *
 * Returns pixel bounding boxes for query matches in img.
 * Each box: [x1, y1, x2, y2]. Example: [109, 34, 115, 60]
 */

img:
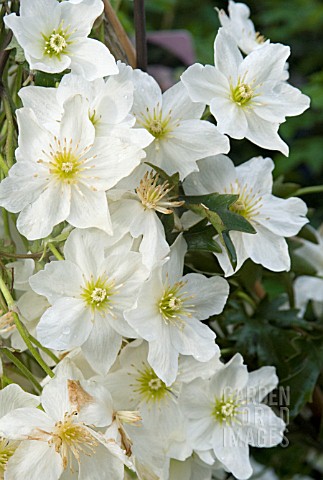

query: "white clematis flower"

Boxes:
[125, 235, 229, 386]
[4, 0, 118, 80]
[104, 340, 222, 474]
[19, 63, 153, 145]
[108, 169, 183, 270]
[0, 378, 125, 480]
[131, 69, 230, 180]
[0, 384, 39, 478]
[218, 1, 270, 55]
[183, 155, 308, 276]
[181, 28, 310, 155]
[181, 354, 286, 480]
[29, 228, 148, 374]
[0, 95, 149, 240]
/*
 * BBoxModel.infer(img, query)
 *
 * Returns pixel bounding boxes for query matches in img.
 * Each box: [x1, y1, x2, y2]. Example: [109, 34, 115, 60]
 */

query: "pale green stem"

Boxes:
[29, 334, 60, 364]
[0, 152, 9, 176]
[48, 243, 64, 261]
[0, 274, 55, 378]
[1, 348, 42, 392]
[3, 95, 15, 169]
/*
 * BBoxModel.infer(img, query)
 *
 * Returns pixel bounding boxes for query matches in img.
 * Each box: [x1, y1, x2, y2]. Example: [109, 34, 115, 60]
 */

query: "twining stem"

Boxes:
[48, 243, 64, 261]
[0, 250, 43, 260]
[2, 90, 15, 169]
[0, 274, 54, 378]
[29, 334, 60, 364]
[134, 0, 147, 71]
[1, 348, 42, 392]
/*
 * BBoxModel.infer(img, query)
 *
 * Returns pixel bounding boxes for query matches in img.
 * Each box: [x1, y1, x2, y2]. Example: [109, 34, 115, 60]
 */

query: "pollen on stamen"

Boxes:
[136, 171, 184, 214]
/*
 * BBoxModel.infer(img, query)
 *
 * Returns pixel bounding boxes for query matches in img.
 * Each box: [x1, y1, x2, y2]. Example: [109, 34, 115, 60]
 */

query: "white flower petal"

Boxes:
[257, 195, 308, 236]
[148, 326, 179, 386]
[0, 385, 39, 419]
[17, 182, 71, 240]
[151, 120, 230, 180]
[214, 28, 243, 83]
[181, 63, 228, 104]
[19, 86, 63, 128]
[132, 69, 162, 114]
[36, 297, 92, 350]
[163, 234, 187, 285]
[237, 403, 285, 447]
[78, 443, 124, 480]
[0, 408, 52, 439]
[0, 163, 47, 213]
[64, 227, 113, 278]
[210, 96, 248, 139]
[81, 318, 123, 374]
[242, 43, 290, 85]
[67, 186, 112, 234]
[69, 38, 118, 80]
[29, 260, 83, 304]
[5, 440, 63, 480]
[184, 273, 229, 319]
[60, 0, 104, 37]
[245, 113, 289, 155]
[245, 225, 291, 272]
[183, 154, 236, 196]
[59, 95, 95, 154]
[162, 81, 205, 120]
[170, 317, 217, 362]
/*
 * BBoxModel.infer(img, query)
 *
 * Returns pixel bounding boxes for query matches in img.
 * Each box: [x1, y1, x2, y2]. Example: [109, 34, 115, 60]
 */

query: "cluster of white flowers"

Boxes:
[0, 0, 312, 479]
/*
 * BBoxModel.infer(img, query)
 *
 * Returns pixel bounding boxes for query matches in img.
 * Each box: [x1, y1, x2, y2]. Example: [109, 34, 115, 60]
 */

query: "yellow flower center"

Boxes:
[43, 23, 72, 57]
[255, 31, 266, 44]
[212, 394, 244, 425]
[48, 413, 98, 470]
[37, 137, 95, 185]
[0, 438, 18, 476]
[158, 280, 194, 329]
[225, 180, 263, 221]
[132, 365, 171, 403]
[136, 171, 183, 214]
[81, 275, 119, 314]
[231, 81, 254, 106]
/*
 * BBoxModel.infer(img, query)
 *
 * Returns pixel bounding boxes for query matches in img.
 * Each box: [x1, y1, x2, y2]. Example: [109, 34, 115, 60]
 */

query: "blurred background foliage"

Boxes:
[112, 1, 323, 479]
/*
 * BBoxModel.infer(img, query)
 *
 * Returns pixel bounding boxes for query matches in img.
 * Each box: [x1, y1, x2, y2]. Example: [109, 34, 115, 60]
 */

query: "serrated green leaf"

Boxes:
[185, 193, 256, 234]
[184, 226, 222, 253]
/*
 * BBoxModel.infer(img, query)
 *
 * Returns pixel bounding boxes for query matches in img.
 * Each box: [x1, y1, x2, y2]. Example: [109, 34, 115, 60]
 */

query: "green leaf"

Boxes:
[184, 193, 256, 269]
[185, 193, 256, 234]
[184, 225, 222, 253]
[34, 71, 65, 87]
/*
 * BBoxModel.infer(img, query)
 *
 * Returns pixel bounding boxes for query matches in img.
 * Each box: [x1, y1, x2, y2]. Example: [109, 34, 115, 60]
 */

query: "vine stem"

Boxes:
[48, 243, 64, 261]
[0, 274, 54, 378]
[134, 0, 147, 71]
[1, 348, 42, 392]
[1, 89, 15, 169]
